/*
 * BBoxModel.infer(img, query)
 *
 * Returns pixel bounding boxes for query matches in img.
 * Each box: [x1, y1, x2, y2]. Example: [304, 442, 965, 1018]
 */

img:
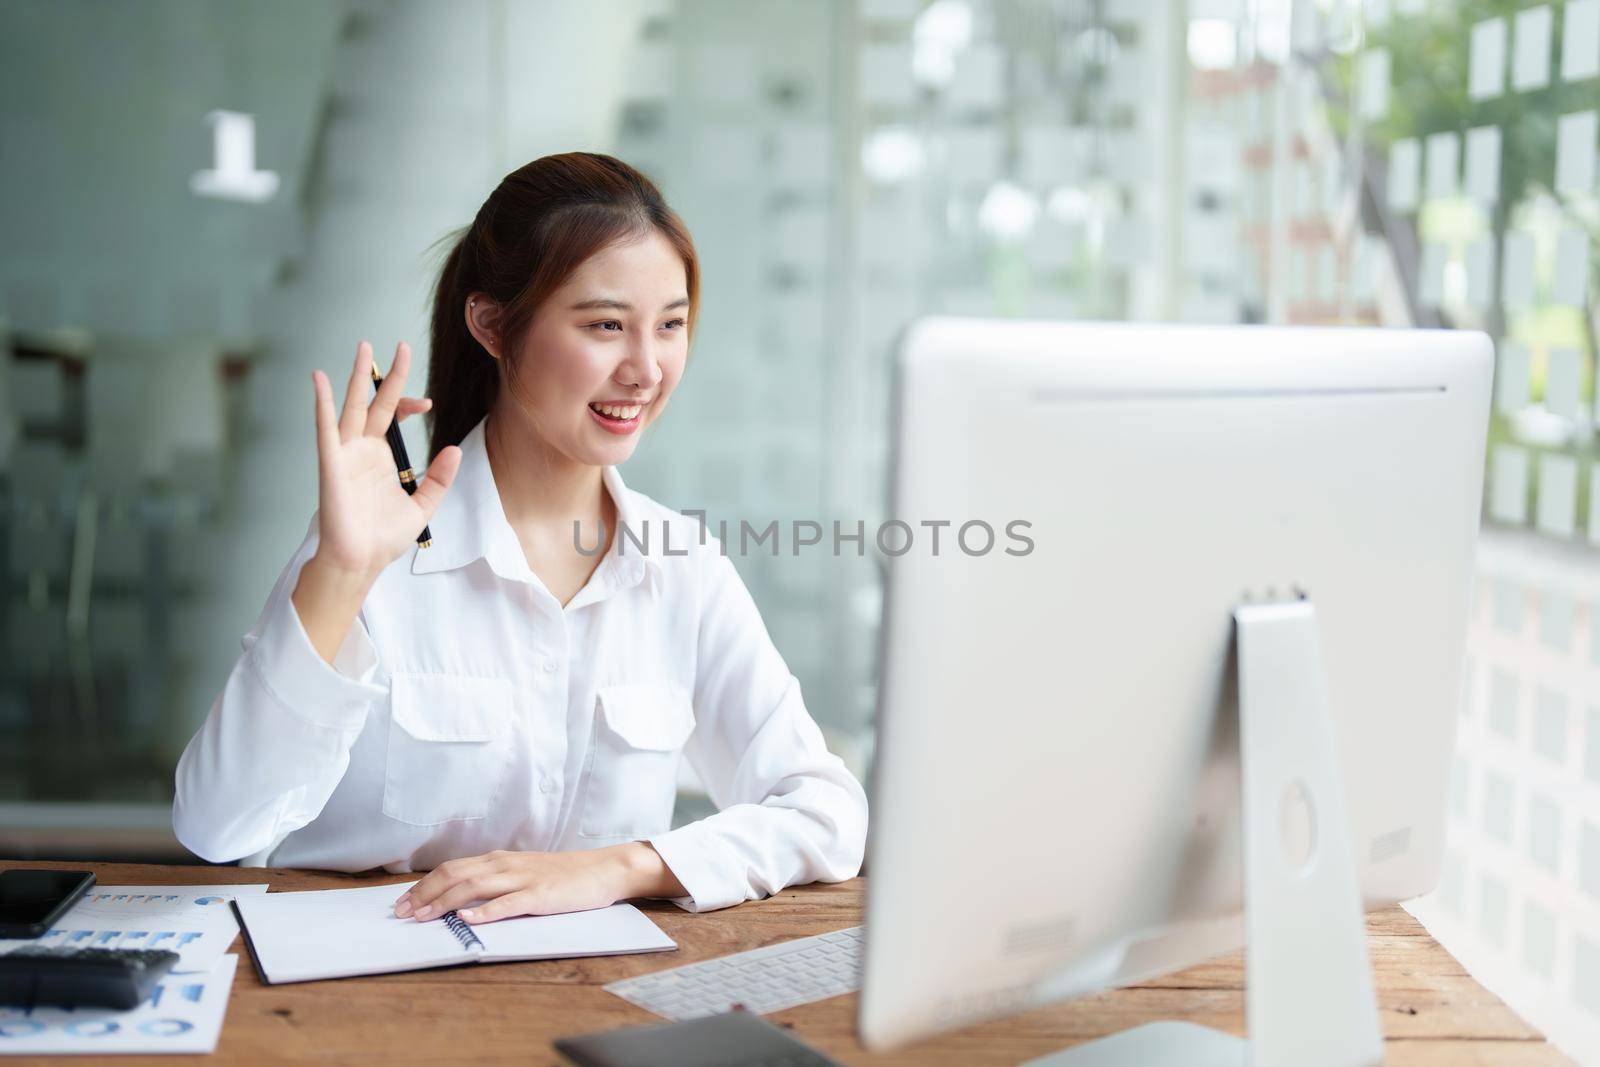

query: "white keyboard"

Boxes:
[604, 925, 864, 1020]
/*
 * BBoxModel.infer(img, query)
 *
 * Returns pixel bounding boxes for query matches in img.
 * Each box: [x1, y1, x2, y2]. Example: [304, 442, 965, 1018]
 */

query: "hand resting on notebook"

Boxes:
[393, 843, 688, 924]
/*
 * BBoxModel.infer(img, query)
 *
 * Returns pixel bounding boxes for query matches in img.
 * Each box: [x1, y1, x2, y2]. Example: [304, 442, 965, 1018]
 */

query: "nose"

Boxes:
[617, 335, 664, 391]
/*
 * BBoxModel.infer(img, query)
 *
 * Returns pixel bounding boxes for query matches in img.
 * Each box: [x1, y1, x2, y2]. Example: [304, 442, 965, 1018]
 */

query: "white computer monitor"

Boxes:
[859, 319, 1492, 1064]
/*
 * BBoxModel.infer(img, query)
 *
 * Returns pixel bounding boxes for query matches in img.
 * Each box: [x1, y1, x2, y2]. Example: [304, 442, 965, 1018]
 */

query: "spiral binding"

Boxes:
[443, 911, 485, 952]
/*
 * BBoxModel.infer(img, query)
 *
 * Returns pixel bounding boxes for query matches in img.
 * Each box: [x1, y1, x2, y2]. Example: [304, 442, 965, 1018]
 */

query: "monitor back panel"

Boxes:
[859, 319, 1493, 1049]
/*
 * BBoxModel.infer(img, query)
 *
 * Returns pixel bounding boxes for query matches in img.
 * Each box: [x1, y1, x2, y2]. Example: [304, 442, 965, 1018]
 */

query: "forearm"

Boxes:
[607, 841, 689, 901]
[291, 553, 376, 665]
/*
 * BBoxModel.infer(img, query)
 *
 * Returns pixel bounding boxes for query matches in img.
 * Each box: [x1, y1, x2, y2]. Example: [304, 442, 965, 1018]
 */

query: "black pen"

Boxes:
[371, 365, 433, 549]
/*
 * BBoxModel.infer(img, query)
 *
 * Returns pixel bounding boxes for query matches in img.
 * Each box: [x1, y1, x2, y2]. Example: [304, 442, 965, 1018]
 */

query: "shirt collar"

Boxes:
[410, 416, 660, 593]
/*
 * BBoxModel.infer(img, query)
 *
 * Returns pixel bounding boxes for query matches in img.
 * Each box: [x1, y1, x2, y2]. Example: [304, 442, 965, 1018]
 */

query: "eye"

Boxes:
[587, 320, 623, 333]
[660, 318, 687, 331]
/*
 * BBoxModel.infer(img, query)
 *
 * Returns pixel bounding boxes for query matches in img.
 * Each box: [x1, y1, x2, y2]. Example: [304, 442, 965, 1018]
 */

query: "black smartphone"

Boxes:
[0, 869, 96, 938]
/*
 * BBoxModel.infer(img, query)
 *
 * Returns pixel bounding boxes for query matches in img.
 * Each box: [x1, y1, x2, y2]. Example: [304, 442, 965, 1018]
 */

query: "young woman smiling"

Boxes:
[173, 153, 869, 924]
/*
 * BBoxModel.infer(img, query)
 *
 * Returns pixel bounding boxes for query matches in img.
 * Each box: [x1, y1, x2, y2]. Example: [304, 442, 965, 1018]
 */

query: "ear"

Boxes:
[464, 294, 503, 360]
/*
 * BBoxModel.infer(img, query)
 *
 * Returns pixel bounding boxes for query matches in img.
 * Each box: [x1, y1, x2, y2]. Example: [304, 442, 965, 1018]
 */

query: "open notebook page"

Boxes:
[235, 881, 675, 984]
[236, 882, 471, 983]
[475, 897, 677, 960]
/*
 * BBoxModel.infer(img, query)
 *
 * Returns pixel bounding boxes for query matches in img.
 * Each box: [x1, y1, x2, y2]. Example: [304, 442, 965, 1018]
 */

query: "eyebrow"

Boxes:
[569, 297, 690, 312]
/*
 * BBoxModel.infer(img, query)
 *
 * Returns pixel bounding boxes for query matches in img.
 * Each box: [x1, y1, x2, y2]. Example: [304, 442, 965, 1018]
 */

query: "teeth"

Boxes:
[592, 403, 642, 420]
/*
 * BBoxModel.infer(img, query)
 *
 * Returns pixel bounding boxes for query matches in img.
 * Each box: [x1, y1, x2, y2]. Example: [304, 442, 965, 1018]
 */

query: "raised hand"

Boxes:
[291, 341, 462, 665]
[310, 340, 461, 579]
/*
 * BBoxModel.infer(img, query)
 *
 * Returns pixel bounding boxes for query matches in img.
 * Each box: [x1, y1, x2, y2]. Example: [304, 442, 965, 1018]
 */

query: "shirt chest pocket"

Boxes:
[578, 685, 696, 839]
[382, 673, 515, 827]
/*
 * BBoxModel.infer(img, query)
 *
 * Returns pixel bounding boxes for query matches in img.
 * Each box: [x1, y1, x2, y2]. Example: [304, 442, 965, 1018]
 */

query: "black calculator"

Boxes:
[0, 945, 180, 1009]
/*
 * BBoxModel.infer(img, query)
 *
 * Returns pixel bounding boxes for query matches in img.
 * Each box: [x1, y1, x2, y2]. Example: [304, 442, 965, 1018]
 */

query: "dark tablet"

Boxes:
[554, 1009, 842, 1067]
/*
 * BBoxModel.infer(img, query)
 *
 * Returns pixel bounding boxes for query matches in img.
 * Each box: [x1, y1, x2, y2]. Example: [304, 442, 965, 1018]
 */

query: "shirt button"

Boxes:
[542, 658, 558, 674]
[539, 776, 558, 794]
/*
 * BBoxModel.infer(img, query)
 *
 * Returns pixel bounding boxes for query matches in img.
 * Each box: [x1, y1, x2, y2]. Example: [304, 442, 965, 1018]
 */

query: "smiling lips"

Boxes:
[588, 401, 644, 434]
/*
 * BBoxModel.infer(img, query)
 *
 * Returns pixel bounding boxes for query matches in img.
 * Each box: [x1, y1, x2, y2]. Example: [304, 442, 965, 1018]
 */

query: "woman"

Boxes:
[173, 153, 868, 924]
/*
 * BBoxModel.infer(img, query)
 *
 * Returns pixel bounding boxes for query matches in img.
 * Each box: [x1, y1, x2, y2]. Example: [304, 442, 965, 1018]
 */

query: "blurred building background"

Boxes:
[3, 0, 1600, 1059]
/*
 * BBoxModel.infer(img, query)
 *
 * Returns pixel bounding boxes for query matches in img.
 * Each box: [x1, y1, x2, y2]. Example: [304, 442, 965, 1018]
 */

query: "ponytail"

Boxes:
[425, 228, 499, 462]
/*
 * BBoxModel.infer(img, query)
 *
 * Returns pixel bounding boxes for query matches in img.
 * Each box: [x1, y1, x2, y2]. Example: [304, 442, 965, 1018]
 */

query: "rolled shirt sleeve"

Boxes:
[172, 518, 389, 863]
[647, 548, 869, 912]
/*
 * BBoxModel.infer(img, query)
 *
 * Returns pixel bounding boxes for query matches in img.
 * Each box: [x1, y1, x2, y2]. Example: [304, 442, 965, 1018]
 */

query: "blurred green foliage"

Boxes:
[1326, 4, 1598, 528]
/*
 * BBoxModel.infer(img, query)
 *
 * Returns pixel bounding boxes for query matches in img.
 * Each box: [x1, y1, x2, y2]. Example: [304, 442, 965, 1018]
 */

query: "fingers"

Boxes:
[409, 445, 462, 521]
[395, 867, 460, 918]
[311, 371, 338, 467]
[395, 861, 462, 918]
[460, 889, 540, 925]
[395, 396, 432, 423]
[396, 857, 515, 921]
[395, 853, 491, 919]
[365, 341, 411, 438]
[413, 876, 516, 920]
[339, 341, 374, 441]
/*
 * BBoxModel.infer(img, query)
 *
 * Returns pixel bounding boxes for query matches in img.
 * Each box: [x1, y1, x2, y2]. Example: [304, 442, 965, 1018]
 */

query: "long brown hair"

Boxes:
[425, 152, 699, 461]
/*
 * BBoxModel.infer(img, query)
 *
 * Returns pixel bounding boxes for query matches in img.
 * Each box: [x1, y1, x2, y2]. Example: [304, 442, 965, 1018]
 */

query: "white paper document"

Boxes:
[1495, 341, 1531, 413]
[234, 882, 676, 985]
[1470, 18, 1508, 100]
[1424, 131, 1460, 200]
[1546, 347, 1582, 417]
[1564, 0, 1600, 80]
[1513, 6, 1553, 90]
[1359, 48, 1390, 120]
[1556, 110, 1598, 194]
[1350, 235, 1377, 304]
[1501, 232, 1536, 308]
[1387, 138, 1421, 211]
[1590, 468, 1600, 548]
[1553, 228, 1589, 306]
[1537, 453, 1578, 537]
[1418, 241, 1448, 306]
[1465, 239, 1495, 306]
[1491, 444, 1530, 524]
[0, 954, 237, 1055]
[0, 885, 267, 976]
[1464, 125, 1501, 203]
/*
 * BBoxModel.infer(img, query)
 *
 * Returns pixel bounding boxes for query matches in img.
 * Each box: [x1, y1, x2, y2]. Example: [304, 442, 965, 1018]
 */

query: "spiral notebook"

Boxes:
[232, 881, 676, 985]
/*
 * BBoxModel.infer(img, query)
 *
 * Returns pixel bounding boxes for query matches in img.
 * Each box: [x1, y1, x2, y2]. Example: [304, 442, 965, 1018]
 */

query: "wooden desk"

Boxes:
[1, 861, 1571, 1065]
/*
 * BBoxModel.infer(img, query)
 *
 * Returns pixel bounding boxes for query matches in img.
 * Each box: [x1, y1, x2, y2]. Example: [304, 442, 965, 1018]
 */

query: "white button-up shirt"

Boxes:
[172, 417, 868, 912]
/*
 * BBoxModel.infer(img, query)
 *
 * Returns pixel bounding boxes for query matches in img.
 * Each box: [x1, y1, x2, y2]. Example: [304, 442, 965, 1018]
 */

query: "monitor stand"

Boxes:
[1025, 599, 1384, 1067]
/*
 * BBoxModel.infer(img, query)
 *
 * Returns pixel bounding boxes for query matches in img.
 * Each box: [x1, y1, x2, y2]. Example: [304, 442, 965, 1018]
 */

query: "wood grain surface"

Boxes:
[0, 861, 1572, 1065]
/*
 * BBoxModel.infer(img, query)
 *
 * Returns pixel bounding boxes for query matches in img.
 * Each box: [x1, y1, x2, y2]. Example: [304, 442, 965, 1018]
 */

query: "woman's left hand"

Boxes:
[392, 843, 686, 924]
